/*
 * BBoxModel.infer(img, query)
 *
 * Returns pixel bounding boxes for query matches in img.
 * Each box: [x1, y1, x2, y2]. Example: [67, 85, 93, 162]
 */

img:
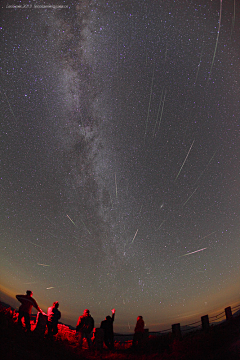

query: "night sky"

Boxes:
[1, 0, 240, 333]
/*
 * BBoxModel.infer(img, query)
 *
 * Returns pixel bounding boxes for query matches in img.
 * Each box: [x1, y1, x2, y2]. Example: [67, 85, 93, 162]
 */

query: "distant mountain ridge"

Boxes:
[0, 301, 15, 312]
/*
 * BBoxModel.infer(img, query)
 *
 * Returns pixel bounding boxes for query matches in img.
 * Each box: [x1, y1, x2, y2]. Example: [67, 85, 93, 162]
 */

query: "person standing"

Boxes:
[100, 308, 116, 350]
[76, 309, 94, 349]
[47, 301, 61, 337]
[132, 316, 144, 348]
[16, 290, 43, 332]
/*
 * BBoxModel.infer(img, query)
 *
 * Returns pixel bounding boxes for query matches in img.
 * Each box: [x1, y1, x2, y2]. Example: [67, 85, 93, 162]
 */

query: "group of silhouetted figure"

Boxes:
[16, 290, 145, 350]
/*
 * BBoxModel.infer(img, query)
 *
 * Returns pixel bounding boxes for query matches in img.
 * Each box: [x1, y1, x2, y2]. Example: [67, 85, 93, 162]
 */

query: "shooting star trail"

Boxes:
[144, 65, 155, 143]
[164, 43, 168, 62]
[47, 284, 69, 290]
[193, 149, 217, 186]
[231, 0, 236, 38]
[117, 35, 119, 76]
[194, 40, 204, 85]
[66, 214, 77, 227]
[207, 0, 222, 84]
[29, 241, 43, 249]
[156, 220, 166, 231]
[175, 140, 195, 182]
[153, 88, 167, 136]
[131, 229, 138, 244]
[45, 216, 56, 226]
[115, 173, 118, 200]
[46, 230, 58, 238]
[2, 91, 17, 121]
[179, 247, 207, 257]
[182, 187, 199, 207]
[79, 217, 91, 235]
[109, 192, 114, 209]
[37, 263, 50, 267]
[198, 231, 217, 241]
[123, 243, 126, 256]
[43, 85, 51, 115]
[157, 89, 167, 132]
[153, 87, 164, 136]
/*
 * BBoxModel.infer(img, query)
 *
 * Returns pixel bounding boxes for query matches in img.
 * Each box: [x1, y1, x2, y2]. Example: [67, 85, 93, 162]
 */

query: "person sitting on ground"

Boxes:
[16, 290, 43, 332]
[100, 308, 116, 350]
[132, 316, 144, 348]
[47, 301, 61, 337]
[76, 309, 94, 349]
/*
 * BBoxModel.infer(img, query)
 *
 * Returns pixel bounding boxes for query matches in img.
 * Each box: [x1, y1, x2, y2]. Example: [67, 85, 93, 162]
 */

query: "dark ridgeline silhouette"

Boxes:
[100, 308, 116, 350]
[47, 301, 61, 337]
[132, 315, 144, 348]
[76, 309, 94, 349]
[16, 290, 43, 332]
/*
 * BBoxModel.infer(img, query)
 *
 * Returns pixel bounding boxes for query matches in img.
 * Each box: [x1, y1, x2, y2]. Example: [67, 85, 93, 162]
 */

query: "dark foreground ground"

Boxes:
[1, 304, 240, 360]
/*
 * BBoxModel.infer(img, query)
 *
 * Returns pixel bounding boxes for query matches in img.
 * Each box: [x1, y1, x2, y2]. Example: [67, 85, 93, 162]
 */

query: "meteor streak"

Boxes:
[194, 40, 204, 85]
[157, 89, 167, 132]
[46, 230, 58, 238]
[109, 192, 114, 209]
[115, 173, 118, 199]
[29, 241, 42, 249]
[37, 263, 50, 266]
[79, 217, 91, 235]
[2, 91, 17, 121]
[231, 0, 236, 38]
[153, 87, 164, 136]
[46, 287, 54, 290]
[144, 65, 155, 143]
[45, 216, 56, 226]
[164, 43, 168, 62]
[207, 0, 222, 83]
[43, 95, 51, 115]
[175, 140, 195, 182]
[66, 214, 77, 227]
[193, 149, 217, 186]
[198, 231, 217, 241]
[180, 247, 207, 257]
[182, 186, 199, 207]
[131, 229, 138, 244]
[153, 88, 167, 136]
[156, 220, 166, 231]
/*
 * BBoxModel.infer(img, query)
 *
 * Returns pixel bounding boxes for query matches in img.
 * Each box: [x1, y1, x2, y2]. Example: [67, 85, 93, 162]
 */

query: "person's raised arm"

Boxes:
[111, 308, 116, 321]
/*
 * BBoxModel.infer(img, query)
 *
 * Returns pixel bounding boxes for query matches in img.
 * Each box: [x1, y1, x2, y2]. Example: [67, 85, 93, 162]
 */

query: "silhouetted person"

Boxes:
[76, 309, 94, 349]
[16, 290, 43, 332]
[100, 308, 115, 350]
[47, 301, 61, 337]
[132, 316, 144, 348]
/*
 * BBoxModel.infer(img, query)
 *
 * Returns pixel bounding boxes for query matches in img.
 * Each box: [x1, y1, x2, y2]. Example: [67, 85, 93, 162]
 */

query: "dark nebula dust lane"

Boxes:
[0, 0, 240, 332]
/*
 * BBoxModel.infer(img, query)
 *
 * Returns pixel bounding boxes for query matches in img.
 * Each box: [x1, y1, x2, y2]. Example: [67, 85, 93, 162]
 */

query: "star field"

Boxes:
[0, 0, 240, 333]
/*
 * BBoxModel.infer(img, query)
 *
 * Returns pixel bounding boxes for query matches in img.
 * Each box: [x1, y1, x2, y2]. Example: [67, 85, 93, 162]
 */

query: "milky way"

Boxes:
[1, 0, 240, 332]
